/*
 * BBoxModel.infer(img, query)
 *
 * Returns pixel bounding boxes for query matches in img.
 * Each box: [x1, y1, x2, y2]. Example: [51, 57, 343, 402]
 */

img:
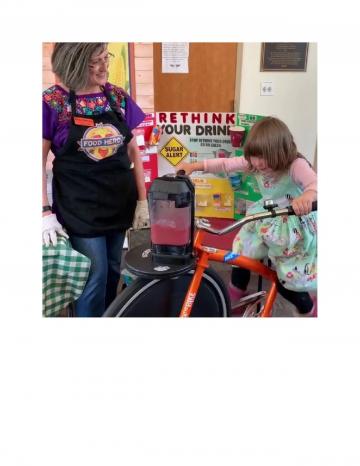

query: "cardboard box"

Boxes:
[193, 176, 234, 219]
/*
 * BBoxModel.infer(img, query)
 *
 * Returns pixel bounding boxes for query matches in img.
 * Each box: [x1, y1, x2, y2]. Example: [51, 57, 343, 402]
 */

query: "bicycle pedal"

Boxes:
[232, 291, 266, 308]
[230, 291, 267, 316]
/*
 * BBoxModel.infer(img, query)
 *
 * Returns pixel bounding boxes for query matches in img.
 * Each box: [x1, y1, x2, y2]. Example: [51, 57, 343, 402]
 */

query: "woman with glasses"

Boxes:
[42, 43, 148, 317]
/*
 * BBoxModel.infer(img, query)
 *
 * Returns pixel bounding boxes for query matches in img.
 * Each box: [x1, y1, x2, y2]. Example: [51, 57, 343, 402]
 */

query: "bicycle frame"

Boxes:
[179, 228, 278, 318]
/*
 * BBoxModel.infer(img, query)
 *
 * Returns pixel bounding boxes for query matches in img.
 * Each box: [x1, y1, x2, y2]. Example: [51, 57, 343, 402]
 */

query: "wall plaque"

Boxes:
[261, 43, 309, 71]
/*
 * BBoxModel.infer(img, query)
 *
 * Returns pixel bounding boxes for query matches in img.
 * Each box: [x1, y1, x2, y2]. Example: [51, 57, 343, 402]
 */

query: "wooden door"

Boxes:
[154, 43, 240, 112]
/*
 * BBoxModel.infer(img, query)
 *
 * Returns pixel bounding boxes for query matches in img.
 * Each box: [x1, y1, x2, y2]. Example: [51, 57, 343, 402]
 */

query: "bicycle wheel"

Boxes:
[103, 267, 230, 317]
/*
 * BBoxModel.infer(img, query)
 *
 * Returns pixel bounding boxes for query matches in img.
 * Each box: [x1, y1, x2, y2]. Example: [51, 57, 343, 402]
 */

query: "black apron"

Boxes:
[52, 88, 138, 237]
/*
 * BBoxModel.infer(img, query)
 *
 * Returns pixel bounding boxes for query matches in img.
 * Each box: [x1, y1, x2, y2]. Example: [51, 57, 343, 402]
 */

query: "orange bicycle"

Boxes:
[104, 173, 317, 318]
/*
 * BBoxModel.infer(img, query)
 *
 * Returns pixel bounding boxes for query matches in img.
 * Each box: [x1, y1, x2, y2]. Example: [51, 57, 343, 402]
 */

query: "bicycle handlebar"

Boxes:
[196, 201, 317, 235]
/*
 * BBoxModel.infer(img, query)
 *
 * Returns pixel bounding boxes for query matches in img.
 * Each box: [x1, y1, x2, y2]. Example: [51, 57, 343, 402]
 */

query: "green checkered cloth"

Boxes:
[42, 236, 91, 317]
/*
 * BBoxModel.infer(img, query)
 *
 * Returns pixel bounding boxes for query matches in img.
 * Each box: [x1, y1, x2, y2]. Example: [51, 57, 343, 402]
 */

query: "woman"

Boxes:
[42, 43, 148, 317]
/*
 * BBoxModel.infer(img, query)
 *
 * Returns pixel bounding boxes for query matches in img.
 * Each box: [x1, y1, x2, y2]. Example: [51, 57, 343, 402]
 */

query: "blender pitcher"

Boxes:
[148, 173, 195, 265]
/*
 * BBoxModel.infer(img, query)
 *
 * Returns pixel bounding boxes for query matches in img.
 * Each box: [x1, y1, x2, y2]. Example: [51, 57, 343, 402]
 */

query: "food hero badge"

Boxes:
[78, 123, 125, 161]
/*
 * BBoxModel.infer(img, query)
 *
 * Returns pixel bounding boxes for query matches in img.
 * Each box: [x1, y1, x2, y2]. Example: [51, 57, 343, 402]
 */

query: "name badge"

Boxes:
[74, 117, 95, 127]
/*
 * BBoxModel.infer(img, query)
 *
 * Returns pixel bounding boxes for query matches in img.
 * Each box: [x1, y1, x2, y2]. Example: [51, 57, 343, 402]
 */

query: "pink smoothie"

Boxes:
[151, 223, 190, 245]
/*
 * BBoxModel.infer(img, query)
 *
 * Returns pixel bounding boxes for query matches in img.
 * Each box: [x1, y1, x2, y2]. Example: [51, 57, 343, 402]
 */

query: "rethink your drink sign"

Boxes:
[156, 112, 236, 176]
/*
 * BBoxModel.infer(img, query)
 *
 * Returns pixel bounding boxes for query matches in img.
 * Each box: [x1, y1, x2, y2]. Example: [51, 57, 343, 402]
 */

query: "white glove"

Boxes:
[132, 200, 150, 229]
[42, 213, 69, 247]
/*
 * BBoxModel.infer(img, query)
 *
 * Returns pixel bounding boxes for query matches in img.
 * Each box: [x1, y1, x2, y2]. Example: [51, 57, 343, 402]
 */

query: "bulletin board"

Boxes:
[153, 43, 239, 112]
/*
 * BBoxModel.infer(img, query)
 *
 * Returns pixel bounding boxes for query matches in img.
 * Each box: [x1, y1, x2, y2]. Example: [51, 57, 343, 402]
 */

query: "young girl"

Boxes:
[178, 116, 317, 317]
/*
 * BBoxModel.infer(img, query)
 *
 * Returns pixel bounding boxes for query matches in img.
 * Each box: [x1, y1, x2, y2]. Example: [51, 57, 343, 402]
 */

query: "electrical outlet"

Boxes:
[260, 81, 274, 96]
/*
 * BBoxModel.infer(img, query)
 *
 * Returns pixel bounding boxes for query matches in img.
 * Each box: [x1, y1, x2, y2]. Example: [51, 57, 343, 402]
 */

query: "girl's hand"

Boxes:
[291, 190, 317, 216]
[176, 161, 195, 176]
[177, 161, 204, 176]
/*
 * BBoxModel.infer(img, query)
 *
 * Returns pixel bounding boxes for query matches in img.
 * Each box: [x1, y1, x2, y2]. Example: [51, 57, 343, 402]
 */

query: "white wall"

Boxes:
[237, 43, 317, 164]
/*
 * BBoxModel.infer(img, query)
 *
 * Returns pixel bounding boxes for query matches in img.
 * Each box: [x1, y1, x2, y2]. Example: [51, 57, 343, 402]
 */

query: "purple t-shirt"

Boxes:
[42, 82, 146, 154]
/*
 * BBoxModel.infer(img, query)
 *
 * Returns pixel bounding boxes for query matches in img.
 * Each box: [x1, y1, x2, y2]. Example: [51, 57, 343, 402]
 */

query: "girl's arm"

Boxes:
[176, 160, 204, 175]
[177, 156, 250, 176]
[290, 158, 317, 216]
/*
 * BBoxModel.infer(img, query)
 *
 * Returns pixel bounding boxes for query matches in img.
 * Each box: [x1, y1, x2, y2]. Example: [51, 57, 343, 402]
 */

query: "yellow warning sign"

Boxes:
[160, 137, 190, 166]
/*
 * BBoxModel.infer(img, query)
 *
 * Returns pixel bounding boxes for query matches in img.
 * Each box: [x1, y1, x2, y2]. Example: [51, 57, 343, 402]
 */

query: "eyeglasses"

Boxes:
[89, 52, 115, 69]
